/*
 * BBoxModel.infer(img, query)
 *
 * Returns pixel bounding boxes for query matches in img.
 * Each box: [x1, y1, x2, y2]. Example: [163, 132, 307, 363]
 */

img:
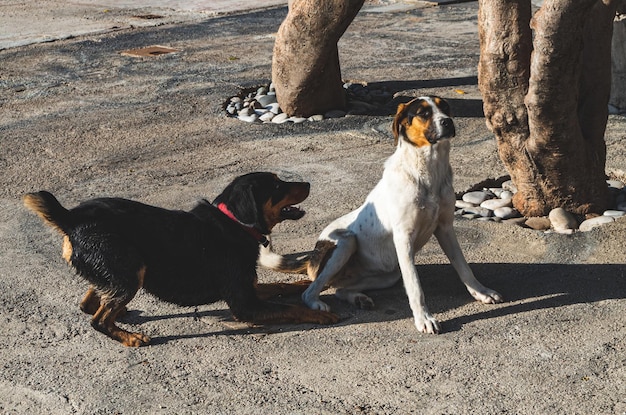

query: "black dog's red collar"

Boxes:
[217, 202, 269, 247]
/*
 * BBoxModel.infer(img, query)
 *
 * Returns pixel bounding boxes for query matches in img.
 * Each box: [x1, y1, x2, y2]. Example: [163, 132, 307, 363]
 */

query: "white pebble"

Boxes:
[500, 190, 514, 200]
[271, 113, 289, 124]
[288, 116, 307, 124]
[548, 208, 578, 231]
[308, 114, 324, 121]
[237, 113, 258, 123]
[462, 213, 480, 220]
[579, 216, 614, 232]
[238, 107, 253, 116]
[488, 188, 504, 197]
[259, 112, 275, 122]
[606, 179, 624, 189]
[493, 207, 519, 219]
[555, 228, 575, 235]
[481, 198, 512, 210]
[456, 200, 475, 209]
[604, 210, 626, 218]
[462, 191, 490, 205]
[502, 180, 517, 193]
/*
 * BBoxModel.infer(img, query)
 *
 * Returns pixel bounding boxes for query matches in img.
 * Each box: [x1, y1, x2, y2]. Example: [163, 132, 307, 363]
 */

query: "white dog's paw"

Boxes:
[307, 299, 331, 312]
[354, 294, 375, 310]
[414, 313, 441, 334]
[471, 288, 504, 304]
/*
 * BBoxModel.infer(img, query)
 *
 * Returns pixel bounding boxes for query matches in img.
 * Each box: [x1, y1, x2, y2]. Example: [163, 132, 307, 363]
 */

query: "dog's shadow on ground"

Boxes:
[130, 262, 625, 345]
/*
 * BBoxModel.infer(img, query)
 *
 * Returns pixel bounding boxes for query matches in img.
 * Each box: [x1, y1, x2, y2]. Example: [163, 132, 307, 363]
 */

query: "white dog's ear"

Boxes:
[392, 102, 408, 146]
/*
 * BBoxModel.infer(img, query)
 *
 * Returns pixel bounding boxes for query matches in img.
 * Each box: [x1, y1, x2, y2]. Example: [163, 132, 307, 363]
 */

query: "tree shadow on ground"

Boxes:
[367, 76, 485, 118]
[139, 262, 625, 345]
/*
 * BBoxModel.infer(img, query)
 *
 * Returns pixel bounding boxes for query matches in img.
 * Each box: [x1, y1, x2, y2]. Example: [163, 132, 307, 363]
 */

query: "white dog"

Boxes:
[261, 96, 503, 333]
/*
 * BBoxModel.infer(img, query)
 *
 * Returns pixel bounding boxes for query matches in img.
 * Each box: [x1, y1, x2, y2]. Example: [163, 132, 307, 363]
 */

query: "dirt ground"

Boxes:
[1, 2, 625, 414]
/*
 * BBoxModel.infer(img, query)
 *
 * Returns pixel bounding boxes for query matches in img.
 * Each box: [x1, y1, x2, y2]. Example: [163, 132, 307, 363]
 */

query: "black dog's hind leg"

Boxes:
[80, 286, 128, 320]
[227, 283, 339, 326]
[89, 266, 149, 347]
[255, 280, 311, 300]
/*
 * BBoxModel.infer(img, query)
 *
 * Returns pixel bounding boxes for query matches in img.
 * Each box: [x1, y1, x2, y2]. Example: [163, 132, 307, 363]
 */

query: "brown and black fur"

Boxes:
[24, 172, 338, 347]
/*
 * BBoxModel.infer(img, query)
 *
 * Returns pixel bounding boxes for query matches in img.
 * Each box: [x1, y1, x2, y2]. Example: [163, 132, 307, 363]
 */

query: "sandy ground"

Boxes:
[1, 2, 625, 414]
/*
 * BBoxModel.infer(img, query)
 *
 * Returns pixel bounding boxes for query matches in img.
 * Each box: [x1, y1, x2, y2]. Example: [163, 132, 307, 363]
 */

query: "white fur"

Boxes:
[301, 97, 503, 334]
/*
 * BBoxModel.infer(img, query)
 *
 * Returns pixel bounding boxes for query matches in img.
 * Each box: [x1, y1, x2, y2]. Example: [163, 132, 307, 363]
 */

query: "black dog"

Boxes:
[24, 172, 338, 346]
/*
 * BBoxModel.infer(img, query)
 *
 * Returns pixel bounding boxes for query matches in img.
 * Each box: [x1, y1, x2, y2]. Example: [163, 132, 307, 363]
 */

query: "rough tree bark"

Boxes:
[272, 0, 364, 117]
[478, 0, 618, 217]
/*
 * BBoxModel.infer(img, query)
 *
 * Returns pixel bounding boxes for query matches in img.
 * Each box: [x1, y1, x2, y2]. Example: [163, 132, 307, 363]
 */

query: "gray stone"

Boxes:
[579, 216, 614, 232]
[256, 94, 277, 107]
[481, 198, 512, 210]
[462, 191, 490, 205]
[548, 208, 578, 231]
[503, 217, 527, 226]
[463, 206, 492, 217]
[265, 102, 281, 115]
[493, 207, 519, 219]
[525, 217, 552, 231]
[476, 217, 494, 222]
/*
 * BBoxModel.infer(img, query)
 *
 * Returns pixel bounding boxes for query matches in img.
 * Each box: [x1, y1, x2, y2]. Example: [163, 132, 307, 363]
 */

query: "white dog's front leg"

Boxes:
[434, 224, 503, 304]
[393, 233, 441, 334]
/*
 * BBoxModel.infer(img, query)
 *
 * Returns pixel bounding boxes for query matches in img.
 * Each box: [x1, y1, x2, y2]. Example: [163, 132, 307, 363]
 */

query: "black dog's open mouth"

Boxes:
[281, 205, 305, 220]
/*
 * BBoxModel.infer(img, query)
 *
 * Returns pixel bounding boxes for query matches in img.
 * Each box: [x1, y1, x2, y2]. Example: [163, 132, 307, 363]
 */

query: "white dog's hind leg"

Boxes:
[335, 270, 401, 309]
[434, 225, 503, 304]
[302, 230, 357, 312]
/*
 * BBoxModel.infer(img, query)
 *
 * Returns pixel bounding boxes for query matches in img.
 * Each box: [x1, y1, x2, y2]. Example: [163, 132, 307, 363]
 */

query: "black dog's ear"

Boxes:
[214, 182, 268, 233]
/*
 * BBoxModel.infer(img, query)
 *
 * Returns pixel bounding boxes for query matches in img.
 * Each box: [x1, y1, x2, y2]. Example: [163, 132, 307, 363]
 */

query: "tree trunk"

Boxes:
[610, 1, 626, 111]
[272, 0, 364, 117]
[478, 0, 617, 217]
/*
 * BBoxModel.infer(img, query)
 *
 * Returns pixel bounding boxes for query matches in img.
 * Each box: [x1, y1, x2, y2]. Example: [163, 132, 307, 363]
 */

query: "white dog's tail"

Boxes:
[258, 244, 309, 274]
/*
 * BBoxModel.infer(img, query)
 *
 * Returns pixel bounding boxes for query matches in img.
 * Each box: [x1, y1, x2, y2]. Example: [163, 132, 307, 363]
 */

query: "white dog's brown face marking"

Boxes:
[392, 96, 455, 147]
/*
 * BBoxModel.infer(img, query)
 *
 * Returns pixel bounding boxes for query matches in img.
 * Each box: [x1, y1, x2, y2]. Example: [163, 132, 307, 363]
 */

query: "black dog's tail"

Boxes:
[23, 191, 73, 235]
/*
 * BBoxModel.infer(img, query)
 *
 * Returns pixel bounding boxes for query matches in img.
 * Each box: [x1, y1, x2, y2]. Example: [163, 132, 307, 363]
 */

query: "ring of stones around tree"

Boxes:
[224, 81, 394, 123]
[456, 176, 626, 233]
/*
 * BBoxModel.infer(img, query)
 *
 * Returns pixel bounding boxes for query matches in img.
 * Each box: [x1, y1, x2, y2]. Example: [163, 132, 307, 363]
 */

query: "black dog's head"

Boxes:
[213, 172, 310, 235]
[392, 96, 455, 147]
